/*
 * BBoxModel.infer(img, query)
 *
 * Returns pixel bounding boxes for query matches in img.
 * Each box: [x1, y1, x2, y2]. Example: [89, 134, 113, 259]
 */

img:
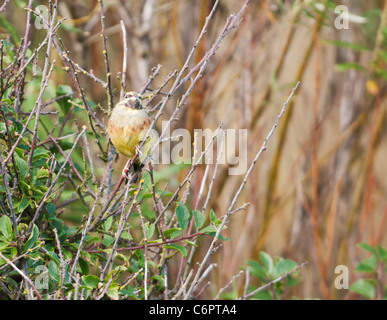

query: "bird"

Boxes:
[108, 91, 153, 178]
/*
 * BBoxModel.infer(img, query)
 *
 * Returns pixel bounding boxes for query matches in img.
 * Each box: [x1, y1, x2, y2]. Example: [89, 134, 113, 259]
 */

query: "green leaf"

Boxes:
[46, 203, 56, 215]
[121, 231, 132, 241]
[252, 289, 273, 300]
[164, 244, 187, 257]
[183, 240, 197, 247]
[286, 275, 302, 287]
[209, 210, 222, 227]
[166, 228, 182, 239]
[103, 216, 113, 232]
[36, 168, 50, 180]
[210, 210, 217, 222]
[32, 148, 50, 161]
[209, 232, 229, 241]
[141, 208, 155, 220]
[175, 202, 190, 230]
[66, 226, 78, 237]
[78, 257, 89, 275]
[355, 256, 378, 273]
[0, 122, 7, 134]
[349, 279, 375, 299]
[199, 225, 217, 234]
[83, 235, 100, 245]
[102, 235, 115, 247]
[82, 275, 100, 289]
[193, 210, 205, 229]
[1, 98, 12, 104]
[62, 248, 72, 261]
[56, 85, 73, 114]
[14, 148, 24, 159]
[15, 195, 30, 213]
[377, 245, 387, 262]
[23, 224, 39, 253]
[259, 251, 274, 274]
[357, 243, 378, 256]
[163, 228, 181, 238]
[0, 242, 9, 250]
[14, 156, 29, 180]
[145, 223, 155, 239]
[335, 62, 366, 72]
[0, 215, 12, 240]
[107, 283, 119, 300]
[45, 251, 60, 265]
[10, 246, 17, 258]
[247, 260, 268, 282]
[150, 274, 165, 286]
[273, 258, 298, 278]
[324, 40, 370, 52]
[48, 261, 60, 283]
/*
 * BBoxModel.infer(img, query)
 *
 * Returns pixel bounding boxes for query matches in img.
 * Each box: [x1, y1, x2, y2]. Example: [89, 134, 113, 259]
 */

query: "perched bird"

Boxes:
[108, 91, 153, 177]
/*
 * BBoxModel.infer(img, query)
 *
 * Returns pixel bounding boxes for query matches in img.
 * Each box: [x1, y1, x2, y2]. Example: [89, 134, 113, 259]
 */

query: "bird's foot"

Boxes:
[135, 145, 143, 157]
[122, 165, 132, 179]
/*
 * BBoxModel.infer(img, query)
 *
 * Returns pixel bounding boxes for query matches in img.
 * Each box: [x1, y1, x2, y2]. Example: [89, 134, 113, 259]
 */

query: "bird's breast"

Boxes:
[108, 105, 152, 157]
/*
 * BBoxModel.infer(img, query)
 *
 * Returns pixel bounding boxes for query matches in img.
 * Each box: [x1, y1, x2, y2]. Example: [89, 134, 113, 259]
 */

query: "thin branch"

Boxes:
[99, 0, 114, 113]
[214, 270, 245, 300]
[99, 179, 144, 280]
[0, 0, 11, 13]
[53, 228, 66, 299]
[70, 176, 106, 280]
[183, 81, 300, 300]
[120, 20, 128, 97]
[139, 208, 148, 300]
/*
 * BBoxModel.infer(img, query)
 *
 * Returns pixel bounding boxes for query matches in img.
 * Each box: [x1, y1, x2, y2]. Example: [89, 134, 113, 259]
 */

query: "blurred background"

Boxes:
[2, 0, 386, 299]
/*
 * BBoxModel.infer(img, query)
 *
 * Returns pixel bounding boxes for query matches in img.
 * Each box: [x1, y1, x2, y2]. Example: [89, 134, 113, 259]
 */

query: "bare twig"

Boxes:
[53, 228, 66, 299]
[99, 178, 144, 280]
[0, 0, 11, 13]
[214, 270, 244, 300]
[99, 0, 114, 113]
[70, 176, 107, 280]
[183, 81, 300, 300]
[120, 20, 128, 97]
[139, 209, 148, 300]
[81, 133, 97, 185]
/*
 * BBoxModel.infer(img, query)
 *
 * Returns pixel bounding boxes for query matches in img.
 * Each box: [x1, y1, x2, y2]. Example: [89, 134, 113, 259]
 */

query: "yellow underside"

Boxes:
[112, 133, 140, 158]
[108, 104, 154, 160]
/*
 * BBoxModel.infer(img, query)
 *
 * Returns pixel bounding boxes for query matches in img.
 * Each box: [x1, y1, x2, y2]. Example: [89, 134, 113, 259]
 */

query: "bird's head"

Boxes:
[122, 91, 143, 109]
